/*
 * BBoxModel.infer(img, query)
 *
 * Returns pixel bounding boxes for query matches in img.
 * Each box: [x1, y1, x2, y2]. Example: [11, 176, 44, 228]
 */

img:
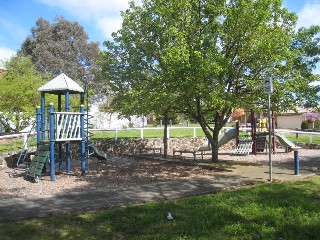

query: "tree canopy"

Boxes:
[0, 55, 49, 132]
[99, 0, 320, 161]
[20, 16, 100, 91]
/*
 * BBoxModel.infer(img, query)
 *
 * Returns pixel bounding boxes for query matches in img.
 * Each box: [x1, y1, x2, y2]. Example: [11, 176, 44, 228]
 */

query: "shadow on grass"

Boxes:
[2, 177, 320, 239]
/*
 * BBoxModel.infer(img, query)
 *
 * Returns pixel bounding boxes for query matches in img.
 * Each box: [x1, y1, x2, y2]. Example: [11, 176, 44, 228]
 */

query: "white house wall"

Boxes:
[89, 105, 146, 129]
[277, 115, 301, 129]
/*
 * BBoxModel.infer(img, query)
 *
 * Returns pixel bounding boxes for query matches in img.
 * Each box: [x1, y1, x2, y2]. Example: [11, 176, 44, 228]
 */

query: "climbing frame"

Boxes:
[235, 140, 253, 155]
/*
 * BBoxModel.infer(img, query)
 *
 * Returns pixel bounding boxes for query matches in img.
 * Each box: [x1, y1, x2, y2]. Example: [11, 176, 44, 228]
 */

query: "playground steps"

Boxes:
[256, 135, 267, 152]
[26, 144, 50, 180]
[235, 140, 253, 155]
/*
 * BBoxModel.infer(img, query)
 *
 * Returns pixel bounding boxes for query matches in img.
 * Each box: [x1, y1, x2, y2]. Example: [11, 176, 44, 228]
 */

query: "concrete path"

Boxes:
[0, 161, 317, 223]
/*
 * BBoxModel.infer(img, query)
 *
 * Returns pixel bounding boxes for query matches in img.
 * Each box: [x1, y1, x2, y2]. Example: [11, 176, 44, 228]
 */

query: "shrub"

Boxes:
[301, 112, 320, 122]
[301, 120, 308, 130]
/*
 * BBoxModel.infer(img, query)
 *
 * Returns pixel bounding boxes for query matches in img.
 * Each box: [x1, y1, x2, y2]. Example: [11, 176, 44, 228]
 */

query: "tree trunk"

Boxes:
[211, 127, 220, 162]
[197, 112, 227, 163]
[197, 119, 221, 163]
[163, 111, 169, 158]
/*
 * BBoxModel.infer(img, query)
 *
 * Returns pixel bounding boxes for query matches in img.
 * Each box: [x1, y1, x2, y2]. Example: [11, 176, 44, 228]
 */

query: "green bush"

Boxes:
[301, 120, 308, 130]
[315, 120, 320, 130]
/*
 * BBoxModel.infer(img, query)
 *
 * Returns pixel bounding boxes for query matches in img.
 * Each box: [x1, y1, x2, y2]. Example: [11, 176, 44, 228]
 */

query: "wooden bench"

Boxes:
[173, 142, 211, 160]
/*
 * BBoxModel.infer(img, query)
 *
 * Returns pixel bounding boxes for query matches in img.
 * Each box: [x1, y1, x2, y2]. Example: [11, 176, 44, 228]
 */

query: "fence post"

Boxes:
[115, 129, 118, 140]
[141, 128, 144, 139]
[193, 127, 196, 138]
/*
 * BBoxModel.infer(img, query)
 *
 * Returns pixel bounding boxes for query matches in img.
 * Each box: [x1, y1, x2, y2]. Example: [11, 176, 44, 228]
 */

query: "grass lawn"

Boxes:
[91, 127, 207, 140]
[285, 133, 320, 144]
[0, 138, 37, 154]
[1, 177, 320, 239]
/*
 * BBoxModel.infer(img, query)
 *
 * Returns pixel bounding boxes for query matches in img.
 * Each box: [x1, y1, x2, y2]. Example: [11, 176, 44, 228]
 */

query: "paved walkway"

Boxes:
[0, 151, 319, 223]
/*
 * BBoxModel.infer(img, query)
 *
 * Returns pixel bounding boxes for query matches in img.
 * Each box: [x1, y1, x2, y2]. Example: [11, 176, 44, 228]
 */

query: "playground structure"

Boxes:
[173, 109, 301, 160]
[249, 109, 298, 154]
[24, 73, 107, 181]
[173, 123, 253, 159]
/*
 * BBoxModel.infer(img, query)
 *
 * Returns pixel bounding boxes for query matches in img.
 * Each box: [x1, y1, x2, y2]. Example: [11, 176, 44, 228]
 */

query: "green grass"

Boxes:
[1, 177, 320, 239]
[285, 133, 320, 144]
[0, 138, 37, 154]
[91, 129, 320, 144]
[0, 140, 24, 153]
[91, 127, 207, 140]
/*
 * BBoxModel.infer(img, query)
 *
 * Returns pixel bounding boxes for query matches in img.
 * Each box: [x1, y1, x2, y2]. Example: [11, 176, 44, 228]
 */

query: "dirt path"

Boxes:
[0, 149, 319, 222]
[1, 149, 319, 200]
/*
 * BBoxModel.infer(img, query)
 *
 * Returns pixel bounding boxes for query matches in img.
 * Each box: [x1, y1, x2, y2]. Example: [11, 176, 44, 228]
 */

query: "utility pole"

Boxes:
[264, 78, 273, 182]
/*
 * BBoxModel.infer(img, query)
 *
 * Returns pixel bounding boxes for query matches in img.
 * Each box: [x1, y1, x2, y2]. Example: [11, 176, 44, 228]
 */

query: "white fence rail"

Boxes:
[276, 129, 320, 144]
[1, 127, 320, 145]
[91, 127, 320, 142]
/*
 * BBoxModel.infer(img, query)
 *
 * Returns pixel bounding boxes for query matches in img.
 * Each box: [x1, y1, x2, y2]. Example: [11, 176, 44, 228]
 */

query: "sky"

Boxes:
[1, 0, 320, 66]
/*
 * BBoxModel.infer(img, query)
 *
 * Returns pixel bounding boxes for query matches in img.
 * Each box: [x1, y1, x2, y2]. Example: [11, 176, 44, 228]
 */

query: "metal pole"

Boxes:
[294, 150, 299, 175]
[41, 92, 46, 141]
[49, 103, 55, 181]
[65, 91, 71, 173]
[268, 94, 272, 182]
[80, 105, 86, 176]
[36, 106, 41, 145]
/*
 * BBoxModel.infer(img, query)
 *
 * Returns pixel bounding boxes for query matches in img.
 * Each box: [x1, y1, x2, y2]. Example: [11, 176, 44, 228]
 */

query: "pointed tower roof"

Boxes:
[38, 73, 84, 94]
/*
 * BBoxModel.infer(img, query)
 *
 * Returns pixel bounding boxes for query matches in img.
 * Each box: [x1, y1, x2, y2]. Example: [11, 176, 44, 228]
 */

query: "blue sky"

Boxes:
[1, 0, 320, 64]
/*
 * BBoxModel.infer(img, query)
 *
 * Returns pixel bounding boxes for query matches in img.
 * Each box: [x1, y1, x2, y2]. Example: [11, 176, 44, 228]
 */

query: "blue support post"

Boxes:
[49, 103, 55, 181]
[58, 144, 63, 170]
[58, 94, 63, 170]
[36, 106, 41, 145]
[292, 147, 301, 175]
[65, 91, 71, 173]
[80, 105, 86, 175]
[66, 142, 71, 173]
[41, 92, 46, 141]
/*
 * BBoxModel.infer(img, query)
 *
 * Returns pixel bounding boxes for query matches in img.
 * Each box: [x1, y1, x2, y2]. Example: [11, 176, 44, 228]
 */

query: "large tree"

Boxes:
[0, 55, 49, 132]
[99, 0, 320, 161]
[20, 16, 100, 91]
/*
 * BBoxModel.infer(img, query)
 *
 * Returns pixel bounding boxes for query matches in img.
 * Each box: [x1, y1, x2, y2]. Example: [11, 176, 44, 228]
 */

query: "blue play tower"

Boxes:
[35, 73, 86, 181]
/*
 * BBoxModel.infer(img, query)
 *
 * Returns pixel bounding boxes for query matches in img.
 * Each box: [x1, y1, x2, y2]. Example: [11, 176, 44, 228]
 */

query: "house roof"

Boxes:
[38, 73, 84, 94]
[279, 107, 313, 116]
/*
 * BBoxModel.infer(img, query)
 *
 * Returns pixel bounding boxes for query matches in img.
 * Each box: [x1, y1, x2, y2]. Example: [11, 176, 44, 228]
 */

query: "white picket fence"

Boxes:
[1, 127, 320, 147]
[91, 127, 320, 142]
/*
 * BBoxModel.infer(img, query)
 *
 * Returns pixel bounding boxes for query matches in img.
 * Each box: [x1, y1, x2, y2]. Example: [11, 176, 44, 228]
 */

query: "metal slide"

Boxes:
[218, 128, 237, 147]
[275, 132, 297, 150]
[88, 143, 108, 160]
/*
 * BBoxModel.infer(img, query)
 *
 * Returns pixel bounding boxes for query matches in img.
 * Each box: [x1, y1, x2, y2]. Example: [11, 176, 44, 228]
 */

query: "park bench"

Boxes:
[139, 147, 162, 155]
[173, 141, 211, 160]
